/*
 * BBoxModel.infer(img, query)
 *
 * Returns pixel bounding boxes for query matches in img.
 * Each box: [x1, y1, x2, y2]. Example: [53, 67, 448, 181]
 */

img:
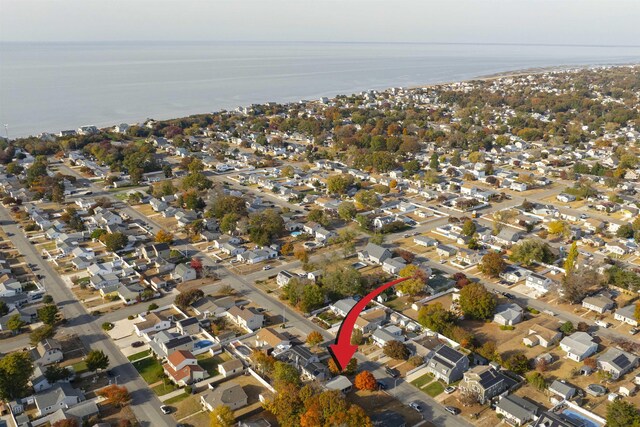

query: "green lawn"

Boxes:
[196, 353, 229, 376]
[423, 381, 445, 397]
[127, 349, 151, 362]
[71, 361, 88, 374]
[164, 392, 190, 405]
[152, 381, 179, 396]
[410, 373, 434, 389]
[132, 357, 163, 384]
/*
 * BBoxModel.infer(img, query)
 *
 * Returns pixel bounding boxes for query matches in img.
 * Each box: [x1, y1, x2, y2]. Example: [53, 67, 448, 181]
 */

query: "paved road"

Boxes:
[0, 206, 173, 427]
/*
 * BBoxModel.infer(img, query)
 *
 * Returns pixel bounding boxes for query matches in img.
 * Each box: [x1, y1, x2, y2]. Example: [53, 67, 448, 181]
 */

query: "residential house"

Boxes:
[557, 193, 577, 203]
[494, 227, 522, 246]
[436, 244, 458, 258]
[226, 306, 264, 332]
[597, 347, 639, 380]
[162, 350, 207, 386]
[280, 346, 329, 381]
[355, 308, 387, 334]
[548, 380, 576, 401]
[500, 265, 532, 284]
[218, 359, 244, 378]
[255, 327, 290, 354]
[614, 304, 639, 327]
[425, 345, 469, 384]
[414, 235, 438, 247]
[559, 332, 598, 362]
[382, 257, 407, 275]
[134, 312, 172, 336]
[172, 264, 197, 283]
[32, 339, 64, 366]
[460, 365, 516, 404]
[525, 273, 555, 294]
[495, 394, 539, 426]
[371, 325, 406, 347]
[582, 294, 615, 314]
[324, 375, 353, 394]
[191, 296, 237, 318]
[176, 317, 201, 335]
[237, 248, 277, 264]
[523, 324, 562, 348]
[330, 298, 357, 317]
[34, 383, 85, 417]
[358, 243, 392, 265]
[276, 270, 297, 287]
[493, 303, 524, 326]
[200, 382, 248, 411]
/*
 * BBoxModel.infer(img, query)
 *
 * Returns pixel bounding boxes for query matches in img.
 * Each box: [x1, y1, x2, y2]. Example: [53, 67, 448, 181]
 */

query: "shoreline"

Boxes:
[10, 61, 640, 140]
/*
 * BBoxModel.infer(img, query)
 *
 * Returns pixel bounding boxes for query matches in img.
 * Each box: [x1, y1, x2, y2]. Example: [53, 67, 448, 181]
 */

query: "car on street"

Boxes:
[503, 292, 515, 299]
[131, 341, 144, 348]
[376, 380, 387, 390]
[385, 367, 400, 378]
[444, 406, 460, 415]
[630, 328, 638, 335]
[444, 386, 457, 394]
[409, 402, 423, 412]
[160, 405, 171, 415]
[262, 265, 272, 270]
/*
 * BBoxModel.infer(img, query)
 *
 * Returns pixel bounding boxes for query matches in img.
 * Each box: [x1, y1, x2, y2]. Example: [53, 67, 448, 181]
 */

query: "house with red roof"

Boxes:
[162, 350, 207, 386]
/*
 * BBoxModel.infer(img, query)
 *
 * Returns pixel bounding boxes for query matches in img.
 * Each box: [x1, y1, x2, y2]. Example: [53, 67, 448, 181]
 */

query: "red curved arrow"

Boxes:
[329, 276, 409, 370]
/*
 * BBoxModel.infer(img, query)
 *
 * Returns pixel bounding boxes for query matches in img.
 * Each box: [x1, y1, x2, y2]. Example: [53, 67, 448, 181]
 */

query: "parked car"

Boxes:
[376, 380, 387, 390]
[160, 405, 171, 415]
[262, 265, 272, 270]
[503, 292, 515, 299]
[409, 402, 422, 412]
[444, 386, 457, 394]
[444, 406, 460, 415]
[629, 328, 638, 335]
[385, 367, 400, 378]
[131, 341, 144, 348]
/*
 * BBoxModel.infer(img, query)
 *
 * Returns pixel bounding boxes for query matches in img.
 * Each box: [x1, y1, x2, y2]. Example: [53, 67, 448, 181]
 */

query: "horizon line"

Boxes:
[3, 39, 640, 49]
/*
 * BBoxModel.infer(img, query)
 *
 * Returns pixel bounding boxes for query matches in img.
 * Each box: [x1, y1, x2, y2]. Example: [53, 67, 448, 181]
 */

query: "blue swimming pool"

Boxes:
[561, 409, 600, 427]
[291, 231, 302, 237]
[194, 340, 213, 349]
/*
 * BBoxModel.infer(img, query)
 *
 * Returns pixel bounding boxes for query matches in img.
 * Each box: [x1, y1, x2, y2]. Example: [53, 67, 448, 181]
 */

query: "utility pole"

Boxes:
[3, 124, 8, 140]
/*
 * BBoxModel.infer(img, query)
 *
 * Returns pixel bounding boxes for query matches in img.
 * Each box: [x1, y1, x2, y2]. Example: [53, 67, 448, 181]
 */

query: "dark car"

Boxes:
[385, 367, 400, 378]
[376, 380, 387, 390]
[131, 341, 144, 348]
[444, 406, 460, 415]
[503, 293, 515, 299]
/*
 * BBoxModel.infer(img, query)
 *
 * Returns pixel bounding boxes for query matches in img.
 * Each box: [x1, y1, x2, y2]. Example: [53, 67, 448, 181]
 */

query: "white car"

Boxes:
[263, 265, 272, 270]
[409, 402, 422, 412]
[160, 405, 171, 415]
[444, 386, 457, 394]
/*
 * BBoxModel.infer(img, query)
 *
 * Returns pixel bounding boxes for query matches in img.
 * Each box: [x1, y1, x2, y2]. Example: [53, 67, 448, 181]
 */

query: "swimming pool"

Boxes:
[291, 231, 302, 237]
[561, 409, 600, 427]
[193, 340, 213, 349]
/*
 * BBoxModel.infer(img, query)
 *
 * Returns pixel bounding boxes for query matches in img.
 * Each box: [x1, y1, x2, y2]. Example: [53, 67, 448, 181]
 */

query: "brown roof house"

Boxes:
[162, 350, 207, 386]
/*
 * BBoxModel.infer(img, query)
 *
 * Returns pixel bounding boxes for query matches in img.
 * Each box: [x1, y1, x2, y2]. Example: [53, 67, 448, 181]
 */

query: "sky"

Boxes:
[1, 0, 640, 46]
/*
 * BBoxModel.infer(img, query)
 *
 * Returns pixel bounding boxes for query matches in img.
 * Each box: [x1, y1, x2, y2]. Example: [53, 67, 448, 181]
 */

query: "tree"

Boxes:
[209, 195, 247, 219]
[458, 388, 482, 406]
[181, 171, 212, 191]
[461, 219, 476, 237]
[505, 352, 530, 375]
[354, 371, 377, 391]
[417, 302, 456, 334]
[397, 264, 428, 296]
[429, 152, 439, 170]
[616, 223, 634, 239]
[273, 361, 301, 388]
[210, 405, 235, 427]
[509, 239, 554, 266]
[190, 257, 203, 273]
[0, 301, 8, 317]
[606, 400, 640, 427]
[30, 324, 54, 345]
[326, 174, 354, 195]
[459, 283, 496, 320]
[0, 352, 34, 400]
[383, 340, 410, 360]
[44, 365, 73, 383]
[294, 247, 309, 264]
[583, 357, 597, 370]
[86, 350, 109, 373]
[479, 252, 507, 277]
[354, 190, 380, 209]
[155, 230, 174, 244]
[101, 232, 128, 252]
[37, 304, 59, 325]
[562, 269, 599, 304]
[97, 384, 131, 408]
[306, 331, 323, 347]
[526, 372, 547, 391]
[560, 321, 575, 335]
[248, 209, 285, 246]
[220, 213, 240, 234]
[351, 328, 364, 345]
[548, 220, 569, 237]
[338, 201, 357, 221]
[535, 358, 549, 373]
[563, 241, 578, 273]
[174, 289, 204, 309]
[53, 420, 79, 427]
[42, 294, 54, 304]
[7, 314, 25, 334]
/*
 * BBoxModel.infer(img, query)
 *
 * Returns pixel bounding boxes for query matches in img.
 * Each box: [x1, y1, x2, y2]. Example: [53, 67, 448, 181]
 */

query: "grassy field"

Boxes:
[152, 381, 179, 396]
[164, 392, 190, 405]
[71, 360, 88, 374]
[127, 349, 151, 362]
[423, 381, 445, 397]
[132, 357, 163, 384]
[410, 373, 434, 389]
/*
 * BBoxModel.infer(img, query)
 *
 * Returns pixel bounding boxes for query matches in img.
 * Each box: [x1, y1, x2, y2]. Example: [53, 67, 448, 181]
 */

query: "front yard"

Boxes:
[132, 356, 163, 384]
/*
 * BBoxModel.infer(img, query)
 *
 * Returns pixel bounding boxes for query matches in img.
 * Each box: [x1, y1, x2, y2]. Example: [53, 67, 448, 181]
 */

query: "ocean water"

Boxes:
[1, 41, 639, 138]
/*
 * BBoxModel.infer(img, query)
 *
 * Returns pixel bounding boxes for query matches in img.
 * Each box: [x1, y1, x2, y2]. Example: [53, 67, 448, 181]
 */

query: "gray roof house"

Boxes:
[582, 294, 615, 314]
[330, 298, 358, 317]
[559, 332, 598, 362]
[34, 383, 85, 417]
[200, 382, 248, 412]
[460, 365, 517, 404]
[358, 243, 392, 265]
[493, 303, 524, 326]
[549, 380, 576, 400]
[425, 345, 469, 384]
[597, 347, 639, 380]
[614, 304, 639, 327]
[495, 394, 539, 426]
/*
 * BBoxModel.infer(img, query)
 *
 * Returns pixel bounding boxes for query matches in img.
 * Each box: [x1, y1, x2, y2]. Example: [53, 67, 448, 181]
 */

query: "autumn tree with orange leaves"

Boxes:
[354, 370, 377, 391]
[97, 385, 131, 408]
